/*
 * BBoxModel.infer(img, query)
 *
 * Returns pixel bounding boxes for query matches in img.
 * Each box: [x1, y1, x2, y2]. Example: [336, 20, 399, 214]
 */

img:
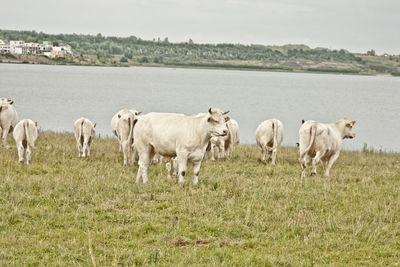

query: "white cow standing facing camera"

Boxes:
[134, 108, 230, 184]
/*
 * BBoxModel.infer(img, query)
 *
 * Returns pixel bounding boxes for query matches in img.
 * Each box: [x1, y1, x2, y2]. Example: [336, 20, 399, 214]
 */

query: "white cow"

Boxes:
[116, 111, 138, 166]
[111, 108, 141, 151]
[299, 118, 356, 177]
[74, 117, 96, 158]
[13, 119, 38, 165]
[210, 119, 240, 160]
[134, 108, 230, 184]
[0, 98, 19, 148]
[255, 119, 284, 165]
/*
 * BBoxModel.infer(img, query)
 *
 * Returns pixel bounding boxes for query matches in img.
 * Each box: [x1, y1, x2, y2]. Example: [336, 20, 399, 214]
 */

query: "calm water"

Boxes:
[1, 64, 399, 152]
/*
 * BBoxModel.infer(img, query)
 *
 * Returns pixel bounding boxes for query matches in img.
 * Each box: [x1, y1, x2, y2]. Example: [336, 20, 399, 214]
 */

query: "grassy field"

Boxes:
[0, 132, 399, 266]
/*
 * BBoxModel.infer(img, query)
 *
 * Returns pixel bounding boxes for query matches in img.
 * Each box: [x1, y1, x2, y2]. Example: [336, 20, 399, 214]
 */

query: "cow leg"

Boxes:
[271, 147, 278, 165]
[131, 145, 136, 166]
[26, 145, 32, 165]
[311, 151, 323, 176]
[77, 140, 83, 157]
[261, 146, 267, 162]
[122, 142, 129, 165]
[172, 158, 178, 176]
[87, 137, 93, 157]
[324, 152, 340, 176]
[166, 161, 172, 179]
[82, 137, 89, 157]
[227, 145, 233, 160]
[136, 149, 154, 184]
[210, 143, 217, 161]
[2, 125, 10, 148]
[191, 159, 202, 185]
[300, 152, 310, 178]
[219, 142, 225, 159]
[17, 142, 24, 163]
[177, 156, 188, 184]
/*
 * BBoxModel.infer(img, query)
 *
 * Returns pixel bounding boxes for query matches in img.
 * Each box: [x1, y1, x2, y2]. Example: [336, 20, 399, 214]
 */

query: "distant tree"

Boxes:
[367, 49, 376, 56]
[120, 57, 128, 62]
[163, 37, 169, 43]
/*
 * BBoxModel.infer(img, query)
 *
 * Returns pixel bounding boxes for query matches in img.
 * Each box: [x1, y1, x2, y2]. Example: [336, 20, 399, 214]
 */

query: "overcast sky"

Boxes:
[1, 0, 399, 54]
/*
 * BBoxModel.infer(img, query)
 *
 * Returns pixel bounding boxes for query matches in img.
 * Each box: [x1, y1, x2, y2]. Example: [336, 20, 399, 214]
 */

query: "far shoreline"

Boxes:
[1, 58, 399, 78]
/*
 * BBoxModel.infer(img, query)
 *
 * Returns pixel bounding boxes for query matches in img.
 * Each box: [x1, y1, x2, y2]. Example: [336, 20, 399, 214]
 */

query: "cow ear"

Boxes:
[135, 111, 142, 115]
[208, 108, 212, 114]
[224, 116, 230, 122]
[301, 119, 305, 124]
[222, 110, 230, 115]
[93, 123, 96, 128]
[118, 114, 121, 118]
[35, 122, 38, 127]
[9, 100, 14, 105]
[350, 120, 356, 126]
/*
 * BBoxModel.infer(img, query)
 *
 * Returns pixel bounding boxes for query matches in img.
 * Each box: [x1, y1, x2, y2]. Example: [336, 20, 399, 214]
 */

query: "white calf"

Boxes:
[255, 119, 284, 165]
[13, 119, 38, 165]
[74, 117, 96, 158]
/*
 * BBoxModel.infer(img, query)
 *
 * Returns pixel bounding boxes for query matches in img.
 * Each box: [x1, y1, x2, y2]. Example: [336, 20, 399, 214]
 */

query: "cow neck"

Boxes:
[332, 120, 346, 139]
[195, 114, 212, 150]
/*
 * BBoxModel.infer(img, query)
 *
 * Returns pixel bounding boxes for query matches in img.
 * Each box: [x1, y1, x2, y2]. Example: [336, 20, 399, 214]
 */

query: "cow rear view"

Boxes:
[13, 119, 38, 165]
[74, 117, 96, 158]
[255, 118, 284, 165]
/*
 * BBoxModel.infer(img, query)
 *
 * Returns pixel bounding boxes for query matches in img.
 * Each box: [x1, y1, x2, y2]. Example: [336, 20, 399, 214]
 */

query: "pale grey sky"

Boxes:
[1, 0, 399, 54]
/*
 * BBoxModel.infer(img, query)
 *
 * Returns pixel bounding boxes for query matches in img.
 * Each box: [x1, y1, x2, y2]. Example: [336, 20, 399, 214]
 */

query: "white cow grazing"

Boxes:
[134, 108, 230, 184]
[74, 117, 96, 158]
[299, 118, 356, 177]
[0, 98, 19, 148]
[210, 119, 240, 160]
[255, 119, 284, 165]
[13, 119, 38, 165]
[111, 109, 141, 151]
[116, 111, 138, 166]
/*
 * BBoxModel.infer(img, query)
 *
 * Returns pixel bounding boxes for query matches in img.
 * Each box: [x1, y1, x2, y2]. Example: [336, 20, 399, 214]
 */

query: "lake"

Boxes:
[1, 63, 399, 152]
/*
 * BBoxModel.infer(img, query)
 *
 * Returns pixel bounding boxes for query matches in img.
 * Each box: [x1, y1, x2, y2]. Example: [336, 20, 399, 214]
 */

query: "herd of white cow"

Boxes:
[0, 97, 356, 184]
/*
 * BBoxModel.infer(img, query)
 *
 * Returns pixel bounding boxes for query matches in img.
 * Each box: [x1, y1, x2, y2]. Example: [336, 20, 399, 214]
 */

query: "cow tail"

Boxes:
[272, 120, 278, 150]
[24, 120, 34, 148]
[303, 125, 316, 155]
[79, 118, 84, 144]
[127, 114, 136, 148]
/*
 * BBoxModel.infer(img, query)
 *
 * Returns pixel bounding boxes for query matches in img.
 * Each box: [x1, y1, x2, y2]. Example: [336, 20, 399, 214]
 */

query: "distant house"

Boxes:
[0, 40, 10, 53]
[10, 40, 27, 54]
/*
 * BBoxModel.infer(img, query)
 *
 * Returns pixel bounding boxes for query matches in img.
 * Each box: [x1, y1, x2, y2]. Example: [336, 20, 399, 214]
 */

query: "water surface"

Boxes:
[1, 64, 399, 151]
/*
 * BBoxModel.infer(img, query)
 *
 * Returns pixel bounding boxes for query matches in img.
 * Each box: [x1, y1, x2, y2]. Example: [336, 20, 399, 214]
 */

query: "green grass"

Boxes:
[1, 132, 399, 266]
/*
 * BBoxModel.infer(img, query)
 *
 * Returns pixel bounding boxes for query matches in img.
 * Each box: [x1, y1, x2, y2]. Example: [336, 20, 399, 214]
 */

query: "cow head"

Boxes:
[341, 117, 356, 139]
[206, 108, 230, 137]
[0, 98, 13, 105]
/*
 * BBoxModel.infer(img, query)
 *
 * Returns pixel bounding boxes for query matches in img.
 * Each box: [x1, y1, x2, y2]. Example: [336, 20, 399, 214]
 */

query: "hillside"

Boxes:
[0, 132, 399, 265]
[1, 29, 400, 76]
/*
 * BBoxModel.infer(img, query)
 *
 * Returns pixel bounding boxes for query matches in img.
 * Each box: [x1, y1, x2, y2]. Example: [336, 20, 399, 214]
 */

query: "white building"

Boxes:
[0, 40, 10, 53]
[10, 40, 26, 54]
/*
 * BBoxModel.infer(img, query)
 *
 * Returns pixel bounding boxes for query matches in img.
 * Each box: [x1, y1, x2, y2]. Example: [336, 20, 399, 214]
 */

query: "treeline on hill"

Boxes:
[1, 29, 400, 75]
